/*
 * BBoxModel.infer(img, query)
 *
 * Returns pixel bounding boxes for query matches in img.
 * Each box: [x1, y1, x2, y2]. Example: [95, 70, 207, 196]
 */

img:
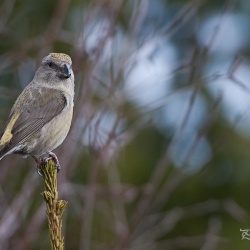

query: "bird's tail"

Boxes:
[0, 144, 13, 161]
[0, 148, 7, 160]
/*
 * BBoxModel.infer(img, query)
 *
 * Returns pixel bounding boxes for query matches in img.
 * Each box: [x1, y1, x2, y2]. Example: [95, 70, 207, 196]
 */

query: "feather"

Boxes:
[0, 87, 67, 157]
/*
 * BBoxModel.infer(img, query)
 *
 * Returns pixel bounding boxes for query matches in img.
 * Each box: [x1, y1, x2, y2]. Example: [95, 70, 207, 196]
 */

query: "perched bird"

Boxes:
[0, 53, 74, 172]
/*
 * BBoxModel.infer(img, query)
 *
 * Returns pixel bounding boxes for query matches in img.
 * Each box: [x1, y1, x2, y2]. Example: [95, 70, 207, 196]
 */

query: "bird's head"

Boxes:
[35, 53, 74, 85]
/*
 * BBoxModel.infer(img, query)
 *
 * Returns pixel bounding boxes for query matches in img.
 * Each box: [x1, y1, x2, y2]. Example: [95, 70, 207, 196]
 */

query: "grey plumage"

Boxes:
[0, 53, 74, 161]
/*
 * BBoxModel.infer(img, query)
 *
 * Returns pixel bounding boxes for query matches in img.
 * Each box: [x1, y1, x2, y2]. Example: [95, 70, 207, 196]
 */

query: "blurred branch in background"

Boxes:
[0, 0, 250, 249]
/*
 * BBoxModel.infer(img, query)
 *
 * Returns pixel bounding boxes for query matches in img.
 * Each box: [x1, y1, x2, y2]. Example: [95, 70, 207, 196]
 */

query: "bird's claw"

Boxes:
[33, 153, 61, 176]
[48, 152, 61, 173]
[36, 165, 43, 176]
[32, 156, 43, 176]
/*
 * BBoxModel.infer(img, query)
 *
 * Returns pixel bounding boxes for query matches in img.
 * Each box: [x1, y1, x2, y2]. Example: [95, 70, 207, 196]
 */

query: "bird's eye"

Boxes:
[48, 62, 54, 68]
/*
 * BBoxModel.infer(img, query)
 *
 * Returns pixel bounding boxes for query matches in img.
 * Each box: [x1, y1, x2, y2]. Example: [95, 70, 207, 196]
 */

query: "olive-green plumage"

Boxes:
[0, 53, 74, 160]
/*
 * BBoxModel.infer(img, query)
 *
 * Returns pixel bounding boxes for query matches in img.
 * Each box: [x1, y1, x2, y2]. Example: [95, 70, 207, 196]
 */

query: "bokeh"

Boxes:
[0, 0, 250, 249]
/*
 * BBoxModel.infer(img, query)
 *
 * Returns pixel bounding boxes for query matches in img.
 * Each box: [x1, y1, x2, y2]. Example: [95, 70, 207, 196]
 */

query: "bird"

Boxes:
[0, 53, 74, 173]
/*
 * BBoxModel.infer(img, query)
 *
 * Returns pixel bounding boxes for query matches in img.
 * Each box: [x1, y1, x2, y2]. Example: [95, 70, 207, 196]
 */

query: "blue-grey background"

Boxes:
[0, 0, 250, 249]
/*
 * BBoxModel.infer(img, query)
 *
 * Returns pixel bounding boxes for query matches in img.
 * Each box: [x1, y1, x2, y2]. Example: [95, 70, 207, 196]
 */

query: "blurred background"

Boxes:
[0, 0, 250, 249]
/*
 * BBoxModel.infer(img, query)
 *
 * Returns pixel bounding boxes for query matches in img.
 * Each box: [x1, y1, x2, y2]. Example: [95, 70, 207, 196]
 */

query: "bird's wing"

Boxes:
[0, 87, 67, 156]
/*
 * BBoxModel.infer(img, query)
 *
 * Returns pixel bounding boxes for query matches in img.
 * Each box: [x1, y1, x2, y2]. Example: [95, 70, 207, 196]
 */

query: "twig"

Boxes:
[40, 159, 68, 250]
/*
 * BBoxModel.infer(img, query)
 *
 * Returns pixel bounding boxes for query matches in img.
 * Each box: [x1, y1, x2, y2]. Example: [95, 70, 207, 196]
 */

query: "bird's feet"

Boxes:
[32, 156, 43, 176]
[47, 152, 61, 173]
[33, 152, 61, 176]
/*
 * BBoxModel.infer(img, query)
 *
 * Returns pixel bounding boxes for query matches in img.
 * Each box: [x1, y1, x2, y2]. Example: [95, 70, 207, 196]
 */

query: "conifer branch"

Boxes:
[40, 159, 67, 250]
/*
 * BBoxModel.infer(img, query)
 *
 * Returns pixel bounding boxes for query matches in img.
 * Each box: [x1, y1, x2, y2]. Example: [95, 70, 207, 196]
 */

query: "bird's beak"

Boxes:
[59, 64, 71, 79]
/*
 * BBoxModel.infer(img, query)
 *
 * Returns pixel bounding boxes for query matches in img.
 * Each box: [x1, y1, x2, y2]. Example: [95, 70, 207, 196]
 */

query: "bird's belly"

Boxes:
[24, 108, 73, 156]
